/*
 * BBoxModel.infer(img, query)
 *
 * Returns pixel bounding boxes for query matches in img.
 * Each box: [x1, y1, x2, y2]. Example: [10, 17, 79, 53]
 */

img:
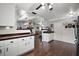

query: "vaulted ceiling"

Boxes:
[16, 3, 79, 22]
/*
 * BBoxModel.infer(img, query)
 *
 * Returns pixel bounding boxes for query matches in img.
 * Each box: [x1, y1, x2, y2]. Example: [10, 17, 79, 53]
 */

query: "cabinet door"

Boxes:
[0, 41, 5, 47]
[0, 4, 15, 26]
[62, 27, 75, 43]
[30, 36, 34, 49]
[54, 22, 63, 41]
[5, 44, 18, 56]
[50, 33, 54, 41]
[17, 37, 28, 55]
[27, 36, 34, 51]
[42, 33, 50, 42]
[0, 47, 4, 56]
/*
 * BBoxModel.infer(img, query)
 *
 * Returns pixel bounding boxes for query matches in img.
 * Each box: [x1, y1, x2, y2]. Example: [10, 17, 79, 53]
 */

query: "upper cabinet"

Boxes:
[0, 4, 16, 26]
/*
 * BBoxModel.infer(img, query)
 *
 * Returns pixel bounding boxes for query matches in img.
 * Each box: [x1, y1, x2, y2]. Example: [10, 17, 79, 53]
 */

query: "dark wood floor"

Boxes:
[25, 35, 76, 56]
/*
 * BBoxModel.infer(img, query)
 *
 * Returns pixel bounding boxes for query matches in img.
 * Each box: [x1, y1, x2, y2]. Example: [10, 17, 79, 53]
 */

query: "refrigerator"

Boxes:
[76, 16, 79, 56]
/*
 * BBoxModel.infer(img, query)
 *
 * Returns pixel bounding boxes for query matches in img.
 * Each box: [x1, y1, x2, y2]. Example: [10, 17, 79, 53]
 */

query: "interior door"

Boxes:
[54, 22, 63, 41]
[62, 26, 75, 43]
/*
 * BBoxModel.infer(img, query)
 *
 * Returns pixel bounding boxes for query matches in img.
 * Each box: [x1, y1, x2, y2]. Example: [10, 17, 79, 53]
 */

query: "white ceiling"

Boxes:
[16, 3, 79, 21]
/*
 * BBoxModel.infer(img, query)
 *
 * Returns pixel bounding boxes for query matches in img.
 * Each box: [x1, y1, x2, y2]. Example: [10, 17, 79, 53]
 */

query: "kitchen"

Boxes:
[0, 3, 79, 56]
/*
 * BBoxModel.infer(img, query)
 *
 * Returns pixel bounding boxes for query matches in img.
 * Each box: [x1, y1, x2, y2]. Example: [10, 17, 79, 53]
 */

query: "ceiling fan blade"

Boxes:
[36, 4, 42, 10]
[32, 12, 37, 14]
[49, 8, 53, 10]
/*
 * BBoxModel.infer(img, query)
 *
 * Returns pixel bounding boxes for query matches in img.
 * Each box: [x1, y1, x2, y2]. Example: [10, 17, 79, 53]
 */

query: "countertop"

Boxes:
[0, 32, 35, 41]
[43, 31, 54, 33]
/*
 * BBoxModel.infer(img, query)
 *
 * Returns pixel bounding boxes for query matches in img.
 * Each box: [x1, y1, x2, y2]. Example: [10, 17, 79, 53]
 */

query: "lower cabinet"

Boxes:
[0, 47, 5, 56]
[0, 41, 5, 56]
[18, 36, 34, 55]
[18, 37, 29, 55]
[4, 44, 18, 56]
[42, 33, 50, 42]
[0, 36, 34, 56]
[42, 33, 54, 42]
[28, 36, 34, 51]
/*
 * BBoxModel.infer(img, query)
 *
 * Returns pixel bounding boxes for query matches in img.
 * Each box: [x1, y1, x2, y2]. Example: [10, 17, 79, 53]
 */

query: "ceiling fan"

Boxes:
[36, 3, 53, 10]
[32, 3, 54, 15]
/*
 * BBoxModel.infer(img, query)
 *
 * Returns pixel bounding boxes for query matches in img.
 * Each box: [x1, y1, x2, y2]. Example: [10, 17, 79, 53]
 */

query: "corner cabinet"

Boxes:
[0, 36, 35, 56]
[0, 4, 16, 26]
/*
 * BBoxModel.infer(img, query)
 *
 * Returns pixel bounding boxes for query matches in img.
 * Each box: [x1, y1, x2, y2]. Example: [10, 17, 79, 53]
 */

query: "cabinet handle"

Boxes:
[0, 49, 2, 54]
[22, 39, 24, 41]
[10, 41, 13, 43]
[6, 48, 8, 52]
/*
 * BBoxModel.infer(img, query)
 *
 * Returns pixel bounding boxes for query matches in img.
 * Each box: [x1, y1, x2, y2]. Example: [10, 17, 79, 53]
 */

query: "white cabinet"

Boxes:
[50, 33, 54, 41]
[42, 33, 50, 42]
[30, 36, 34, 49]
[5, 44, 18, 56]
[4, 39, 18, 56]
[0, 41, 5, 56]
[18, 36, 34, 55]
[42, 33, 53, 42]
[18, 37, 28, 55]
[27, 36, 34, 51]
[0, 47, 5, 56]
[0, 4, 16, 26]
[0, 36, 35, 56]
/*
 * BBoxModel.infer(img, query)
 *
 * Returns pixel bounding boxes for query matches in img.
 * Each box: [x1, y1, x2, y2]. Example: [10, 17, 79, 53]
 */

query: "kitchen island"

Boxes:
[42, 31, 54, 42]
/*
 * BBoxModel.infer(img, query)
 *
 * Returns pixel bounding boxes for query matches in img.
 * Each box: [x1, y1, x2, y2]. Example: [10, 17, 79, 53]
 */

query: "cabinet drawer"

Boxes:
[0, 41, 5, 47]
[17, 37, 28, 42]
[4, 39, 18, 46]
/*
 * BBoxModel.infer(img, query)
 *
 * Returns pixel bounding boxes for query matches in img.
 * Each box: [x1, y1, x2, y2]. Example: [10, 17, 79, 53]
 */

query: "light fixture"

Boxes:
[69, 9, 74, 17]
[49, 5, 52, 9]
[41, 3, 45, 6]
[18, 9, 28, 20]
[19, 10, 26, 16]
[24, 22, 28, 25]
[41, 5, 45, 9]
[41, 3, 54, 10]
[5, 26, 10, 29]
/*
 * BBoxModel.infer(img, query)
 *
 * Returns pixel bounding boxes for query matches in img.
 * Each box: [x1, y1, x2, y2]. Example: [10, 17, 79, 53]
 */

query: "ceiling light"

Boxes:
[24, 22, 28, 25]
[41, 3, 45, 6]
[69, 14, 74, 17]
[68, 9, 74, 17]
[41, 3, 54, 10]
[69, 10, 73, 14]
[5, 26, 10, 29]
[49, 5, 52, 9]
[19, 10, 26, 16]
[41, 6, 45, 9]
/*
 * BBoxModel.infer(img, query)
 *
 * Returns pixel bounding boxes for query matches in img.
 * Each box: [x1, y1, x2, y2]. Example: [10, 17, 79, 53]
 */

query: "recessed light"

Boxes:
[5, 26, 10, 29]
[41, 6, 45, 9]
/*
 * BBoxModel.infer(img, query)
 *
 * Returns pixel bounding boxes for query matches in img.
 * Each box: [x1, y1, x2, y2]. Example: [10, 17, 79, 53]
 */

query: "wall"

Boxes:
[53, 20, 76, 44]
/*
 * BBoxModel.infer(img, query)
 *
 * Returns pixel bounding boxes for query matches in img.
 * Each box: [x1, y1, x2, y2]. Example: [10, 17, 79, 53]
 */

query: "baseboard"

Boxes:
[18, 49, 34, 56]
[48, 39, 54, 43]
